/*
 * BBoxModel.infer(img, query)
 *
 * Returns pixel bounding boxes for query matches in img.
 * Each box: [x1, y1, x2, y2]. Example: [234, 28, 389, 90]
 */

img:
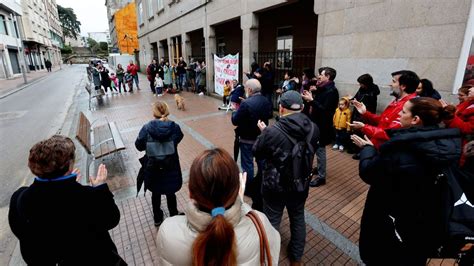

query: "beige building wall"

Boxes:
[137, 0, 472, 100]
[314, 0, 472, 106]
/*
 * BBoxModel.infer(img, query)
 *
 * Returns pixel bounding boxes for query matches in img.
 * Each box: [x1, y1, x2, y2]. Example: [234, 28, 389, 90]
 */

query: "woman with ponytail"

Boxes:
[351, 97, 462, 265]
[156, 148, 280, 265]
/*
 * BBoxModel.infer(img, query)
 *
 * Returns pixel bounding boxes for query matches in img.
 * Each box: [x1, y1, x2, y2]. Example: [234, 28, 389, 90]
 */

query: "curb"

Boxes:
[0, 69, 63, 100]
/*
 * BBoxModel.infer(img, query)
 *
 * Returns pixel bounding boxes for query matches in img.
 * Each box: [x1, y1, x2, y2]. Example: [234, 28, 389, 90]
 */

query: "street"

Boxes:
[0, 65, 83, 265]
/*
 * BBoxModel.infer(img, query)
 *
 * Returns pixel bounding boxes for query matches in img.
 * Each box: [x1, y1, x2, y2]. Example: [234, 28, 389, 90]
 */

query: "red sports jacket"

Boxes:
[445, 99, 474, 165]
[361, 93, 417, 148]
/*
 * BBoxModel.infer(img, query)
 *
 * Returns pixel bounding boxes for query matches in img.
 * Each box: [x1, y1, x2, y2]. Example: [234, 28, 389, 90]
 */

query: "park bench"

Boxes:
[76, 111, 125, 178]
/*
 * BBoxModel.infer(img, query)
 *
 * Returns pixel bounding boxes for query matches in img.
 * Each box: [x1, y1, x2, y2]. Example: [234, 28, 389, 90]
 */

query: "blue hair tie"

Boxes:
[211, 207, 225, 217]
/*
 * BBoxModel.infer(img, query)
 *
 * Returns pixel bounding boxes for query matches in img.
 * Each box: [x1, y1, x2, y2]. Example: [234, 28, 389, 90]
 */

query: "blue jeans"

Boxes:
[263, 191, 308, 262]
[178, 74, 186, 90]
[133, 74, 139, 88]
[240, 142, 255, 181]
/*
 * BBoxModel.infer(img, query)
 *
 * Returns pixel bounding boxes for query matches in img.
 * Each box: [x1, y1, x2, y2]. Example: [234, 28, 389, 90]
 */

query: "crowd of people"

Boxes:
[9, 61, 474, 265]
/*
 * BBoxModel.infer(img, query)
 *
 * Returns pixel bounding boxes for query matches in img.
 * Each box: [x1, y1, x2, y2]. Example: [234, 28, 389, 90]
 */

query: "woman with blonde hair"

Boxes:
[156, 148, 280, 265]
[135, 101, 184, 226]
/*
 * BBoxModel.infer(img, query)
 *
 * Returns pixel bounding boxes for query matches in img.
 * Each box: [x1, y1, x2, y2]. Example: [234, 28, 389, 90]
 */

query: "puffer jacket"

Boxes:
[156, 199, 281, 265]
[253, 112, 319, 194]
[333, 107, 351, 131]
[358, 126, 461, 264]
[135, 119, 184, 195]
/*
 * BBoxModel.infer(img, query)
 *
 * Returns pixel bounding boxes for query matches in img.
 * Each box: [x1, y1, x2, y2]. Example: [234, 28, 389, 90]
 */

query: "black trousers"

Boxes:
[149, 79, 156, 93]
[151, 193, 178, 222]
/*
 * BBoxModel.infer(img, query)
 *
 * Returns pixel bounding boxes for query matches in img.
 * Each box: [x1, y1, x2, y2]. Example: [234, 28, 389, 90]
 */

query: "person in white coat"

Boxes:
[156, 148, 280, 265]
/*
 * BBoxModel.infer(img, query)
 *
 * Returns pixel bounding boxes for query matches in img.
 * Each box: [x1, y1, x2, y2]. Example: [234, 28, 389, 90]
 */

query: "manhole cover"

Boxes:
[0, 111, 28, 121]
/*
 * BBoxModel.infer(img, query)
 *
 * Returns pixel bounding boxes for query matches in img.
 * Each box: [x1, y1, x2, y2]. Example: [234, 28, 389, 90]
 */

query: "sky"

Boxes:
[55, 0, 109, 37]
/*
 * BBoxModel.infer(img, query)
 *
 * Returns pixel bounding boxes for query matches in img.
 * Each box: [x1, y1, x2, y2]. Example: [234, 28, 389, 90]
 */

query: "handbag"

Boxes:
[246, 211, 273, 266]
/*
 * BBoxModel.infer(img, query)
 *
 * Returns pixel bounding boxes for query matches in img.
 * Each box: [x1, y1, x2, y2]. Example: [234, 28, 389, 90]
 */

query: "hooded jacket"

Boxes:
[253, 112, 319, 194]
[135, 119, 184, 195]
[351, 84, 380, 122]
[358, 126, 461, 264]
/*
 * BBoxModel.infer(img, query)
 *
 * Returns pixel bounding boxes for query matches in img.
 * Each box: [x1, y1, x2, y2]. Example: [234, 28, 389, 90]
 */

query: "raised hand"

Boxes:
[347, 121, 365, 130]
[90, 164, 107, 187]
[257, 120, 267, 132]
[351, 134, 373, 148]
[352, 99, 367, 114]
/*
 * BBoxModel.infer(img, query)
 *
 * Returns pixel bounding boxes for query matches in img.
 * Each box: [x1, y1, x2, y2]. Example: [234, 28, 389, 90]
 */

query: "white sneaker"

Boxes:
[339, 145, 344, 152]
[332, 144, 339, 150]
[198, 92, 204, 96]
[158, 94, 163, 97]
[221, 104, 227, 107]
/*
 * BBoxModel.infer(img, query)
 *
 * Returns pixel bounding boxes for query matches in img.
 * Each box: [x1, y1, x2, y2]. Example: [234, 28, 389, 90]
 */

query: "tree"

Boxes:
[87, 38, 99, 53]
[99, 42, 108, 52]
[60, 44, 73, 54]
[57, 5, 81, 40]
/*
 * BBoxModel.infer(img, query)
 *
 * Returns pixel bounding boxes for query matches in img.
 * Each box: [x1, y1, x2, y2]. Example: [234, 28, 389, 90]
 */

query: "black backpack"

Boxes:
[274, 123, 315, 192]
[432, 164, 474, 259]
[145, 135, 175, 171]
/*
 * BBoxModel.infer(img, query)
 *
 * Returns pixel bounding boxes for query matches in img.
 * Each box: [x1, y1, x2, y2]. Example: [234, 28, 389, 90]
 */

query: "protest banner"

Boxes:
[214, 53, 239, 96]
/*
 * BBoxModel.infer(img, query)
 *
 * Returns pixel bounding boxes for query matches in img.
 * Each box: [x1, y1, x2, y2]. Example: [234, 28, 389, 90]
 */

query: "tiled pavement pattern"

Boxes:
[75, 70, 456, 265]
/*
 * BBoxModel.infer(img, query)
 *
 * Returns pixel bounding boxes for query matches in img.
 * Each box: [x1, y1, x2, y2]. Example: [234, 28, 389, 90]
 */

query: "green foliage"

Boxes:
[87, 37, 99, 53]
[99, 42, 108, 52]
[57, 5, 81, 40]
[60, 44, 73, 54]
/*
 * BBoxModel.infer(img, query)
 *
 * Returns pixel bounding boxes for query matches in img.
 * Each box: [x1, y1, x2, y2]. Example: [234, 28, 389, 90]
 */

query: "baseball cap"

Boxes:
[280, 91, 303, 111]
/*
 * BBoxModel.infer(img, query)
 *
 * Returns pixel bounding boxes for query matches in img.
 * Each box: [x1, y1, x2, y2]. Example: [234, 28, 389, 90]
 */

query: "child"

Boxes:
[124, 72, 134, 92]
[222, 80, 231, 107]
[229, 79, 245, 110]
[154, 74, 164, 96]
[109, 73, 119, 94]
[332, 97, 351, 152]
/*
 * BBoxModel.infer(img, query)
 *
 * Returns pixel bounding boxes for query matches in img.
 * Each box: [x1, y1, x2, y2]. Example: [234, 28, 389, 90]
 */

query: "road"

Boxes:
[0, 65, 84, 265]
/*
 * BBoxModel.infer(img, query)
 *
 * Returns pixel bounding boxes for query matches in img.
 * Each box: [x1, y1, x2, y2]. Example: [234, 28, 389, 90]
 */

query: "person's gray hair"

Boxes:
[245, 79, 261, 93]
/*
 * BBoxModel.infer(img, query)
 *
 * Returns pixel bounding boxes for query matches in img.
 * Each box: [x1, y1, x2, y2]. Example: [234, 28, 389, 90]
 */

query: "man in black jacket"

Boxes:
[302, 67, 339, 187]
[147, 59, 158, 94]
[9, 135, 123, 265]
[254, 91, 319, 265]
[232, 79, 273, 206]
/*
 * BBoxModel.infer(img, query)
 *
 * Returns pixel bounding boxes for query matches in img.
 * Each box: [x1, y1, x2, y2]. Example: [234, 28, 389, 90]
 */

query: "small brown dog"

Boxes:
[175, 94, 185, 111]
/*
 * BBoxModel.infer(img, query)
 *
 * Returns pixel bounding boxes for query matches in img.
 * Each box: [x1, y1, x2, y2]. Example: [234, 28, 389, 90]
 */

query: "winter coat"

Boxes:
[358, 126, 461, 264]
[163, 65, 172, 85]
[232, 92, 273, 141]
[333, 107, 352, 131]
[303, 81, 339, 146]
[99, 68, 111, 86]
[176, 61, 187, 75]
[156, 199, 281, 265]
[351, 84, 380, 122]
[135, 119, 184, 195]
[9, 176, 122, 265]
[445, 99, 474, 166]
[147, 63, 158, 81]
[253, 112, 319, 194]
[92, 67, 101, 86]
[116, 67, 125, 80]
[127, 64, 138, 76]
[198, 67, 206, 86]
[361, 93, 417, 149]
[230, 84, 245, 104]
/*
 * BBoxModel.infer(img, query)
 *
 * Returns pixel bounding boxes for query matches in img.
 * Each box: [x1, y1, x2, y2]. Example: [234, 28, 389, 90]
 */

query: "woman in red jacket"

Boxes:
[445, 86, 474, 166]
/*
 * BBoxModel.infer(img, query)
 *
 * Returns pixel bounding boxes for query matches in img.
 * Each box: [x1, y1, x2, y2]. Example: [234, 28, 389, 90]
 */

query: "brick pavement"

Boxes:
[76, 70, 456, 265]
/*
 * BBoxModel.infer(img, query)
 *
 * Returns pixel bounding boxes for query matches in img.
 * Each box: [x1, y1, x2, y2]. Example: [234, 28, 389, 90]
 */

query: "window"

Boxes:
[276, 27, 293, 69]
[147, 0, 153, 17]
[0, 15, 7, 35]
[138, 2, 143, 25]
[157, 0, 164, 11]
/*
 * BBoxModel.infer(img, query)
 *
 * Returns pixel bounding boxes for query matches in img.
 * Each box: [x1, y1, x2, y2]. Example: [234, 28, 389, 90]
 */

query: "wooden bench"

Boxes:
[85, 82, 103, 110]
[76, 111, 125, 178]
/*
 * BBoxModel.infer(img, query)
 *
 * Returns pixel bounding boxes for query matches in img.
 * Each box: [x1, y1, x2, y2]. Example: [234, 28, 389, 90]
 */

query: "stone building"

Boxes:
[136, 0, 474, 104]
[20, 0, 63, 71]
[0, 0, 23, 79]
[105, 0, 137, 54]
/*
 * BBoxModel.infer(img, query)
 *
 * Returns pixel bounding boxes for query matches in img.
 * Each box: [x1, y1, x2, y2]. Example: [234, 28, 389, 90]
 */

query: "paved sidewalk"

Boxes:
[69, 70, 456, 265]
[0, 66, 62, 98]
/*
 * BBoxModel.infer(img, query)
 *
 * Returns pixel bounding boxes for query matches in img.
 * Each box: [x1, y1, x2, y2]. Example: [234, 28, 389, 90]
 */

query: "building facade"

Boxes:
[136, 0, 474, 104]
[20, 0, 63, 71]
[0, 0, 23, 79]
[106, 0, 135, 53]
[65, 35, 87, 48]
[88, 31, 111, 44]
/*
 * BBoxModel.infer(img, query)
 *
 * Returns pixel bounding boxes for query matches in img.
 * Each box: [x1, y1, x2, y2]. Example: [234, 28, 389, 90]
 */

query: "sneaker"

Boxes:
[332, 144, 339, 150]
[154, 219, 163, 227]
[339, 145, 344, 152]
[309, 177, 326, 187]
[198, 92, 204, 96]
[221, 104, 227, 107]
[158, 94, 163, 97]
